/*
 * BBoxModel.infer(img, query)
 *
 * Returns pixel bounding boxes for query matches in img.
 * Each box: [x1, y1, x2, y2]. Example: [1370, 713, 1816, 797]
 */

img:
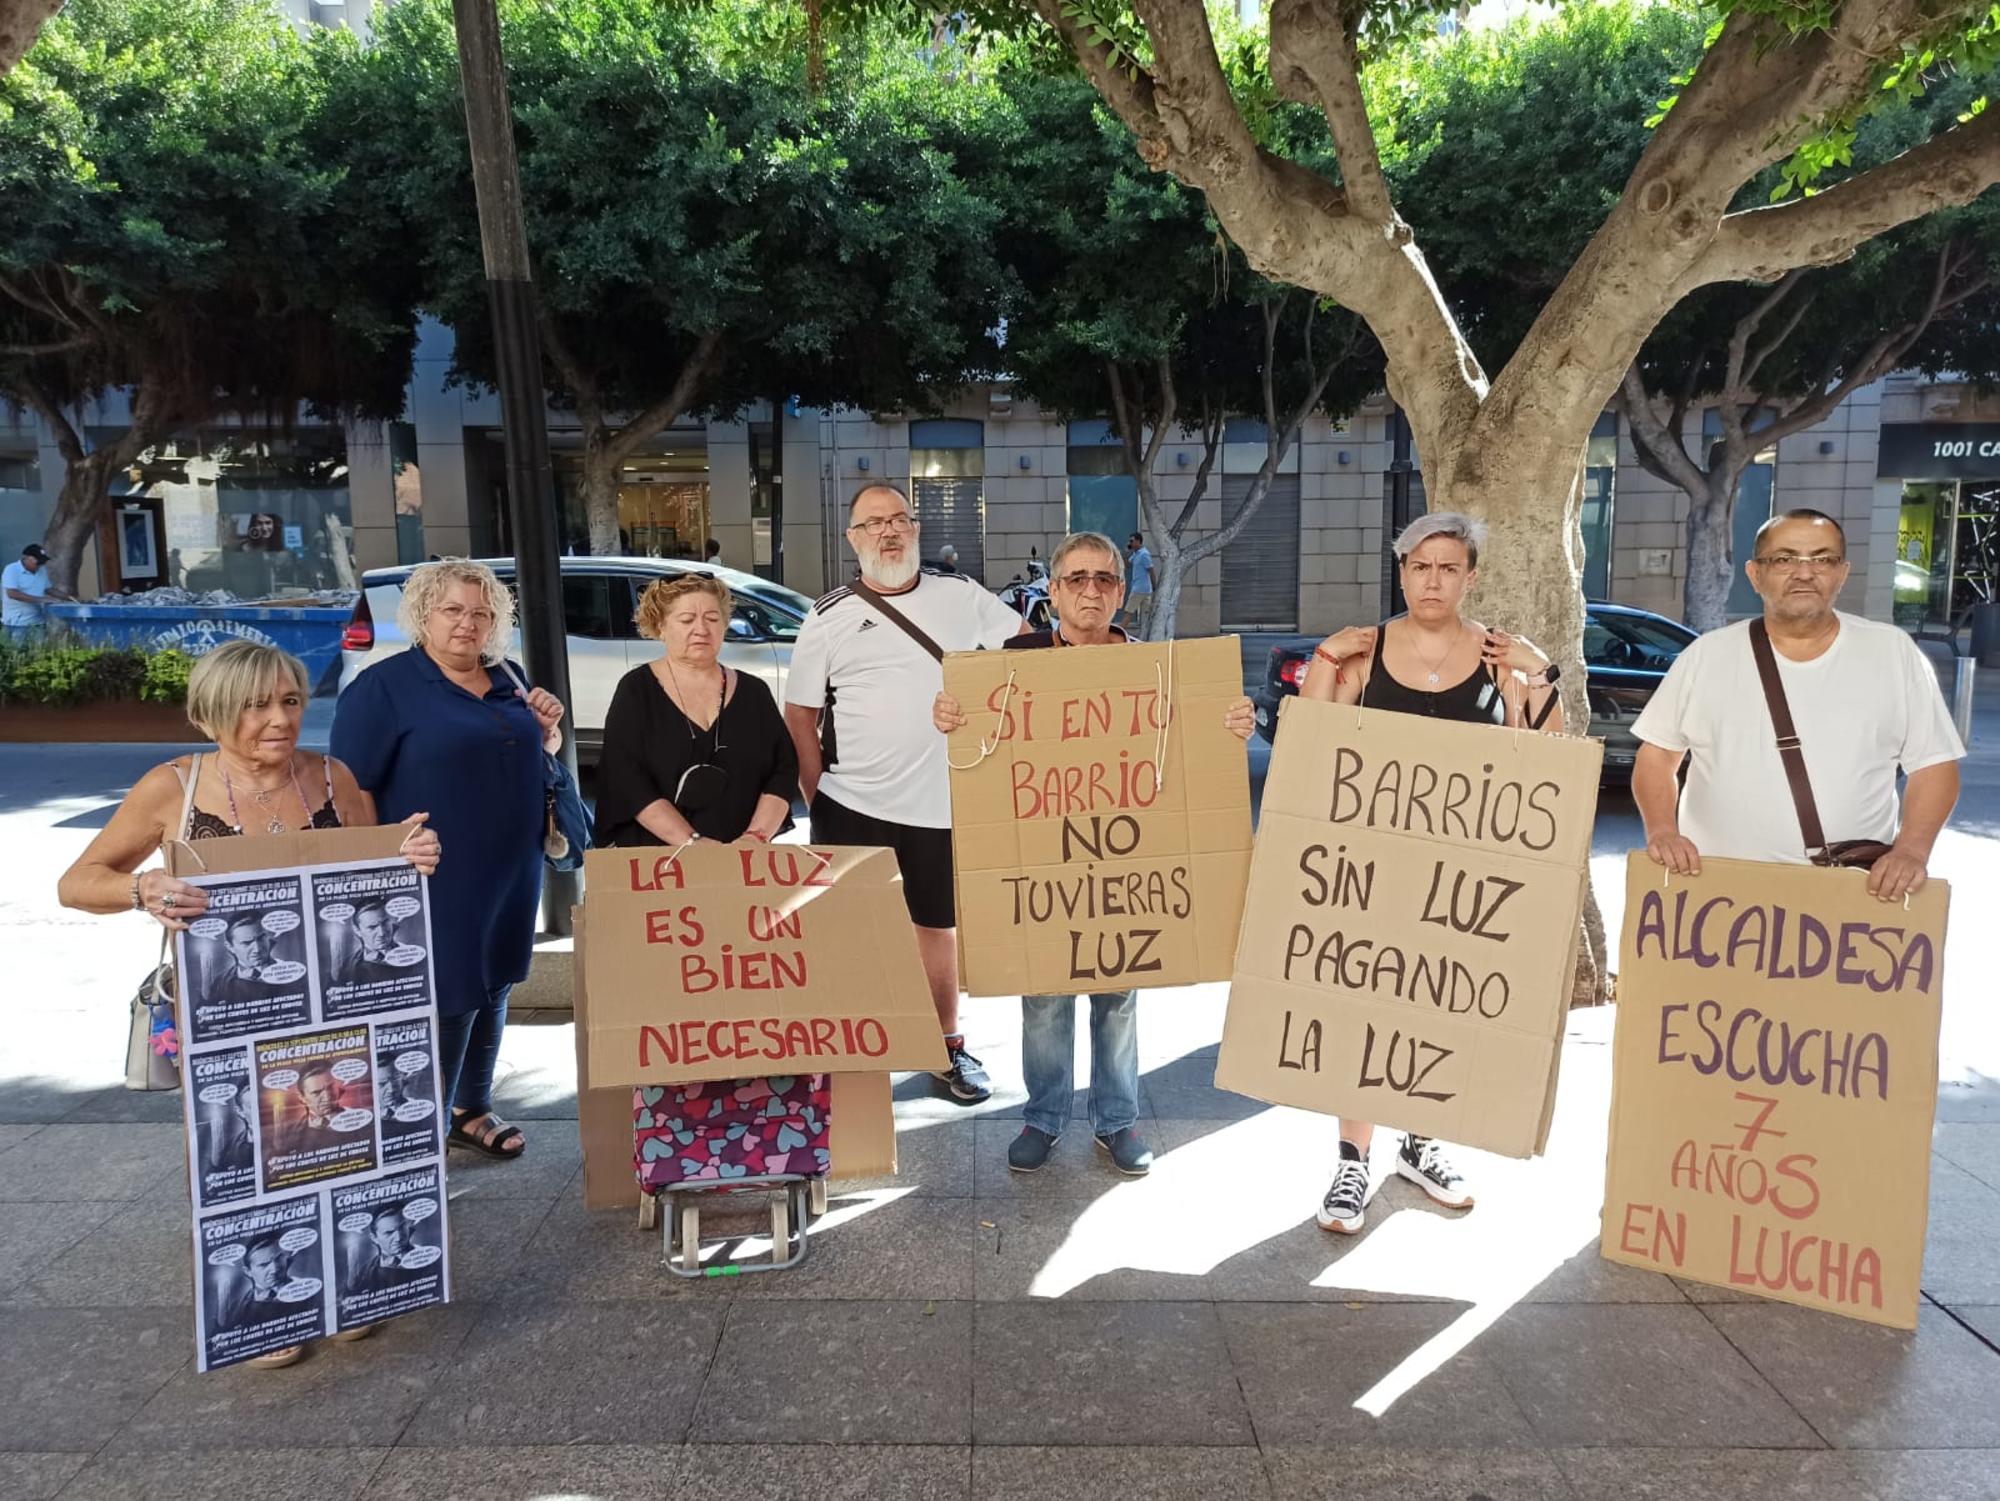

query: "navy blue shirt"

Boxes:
[331, 649, 544, 1017]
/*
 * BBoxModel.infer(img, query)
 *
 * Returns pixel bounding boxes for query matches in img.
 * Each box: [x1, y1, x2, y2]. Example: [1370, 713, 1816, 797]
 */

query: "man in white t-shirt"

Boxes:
[1633, 509, 1961, 902]
[3, 543, 69, 630]
[783, 482, 1026, 1102]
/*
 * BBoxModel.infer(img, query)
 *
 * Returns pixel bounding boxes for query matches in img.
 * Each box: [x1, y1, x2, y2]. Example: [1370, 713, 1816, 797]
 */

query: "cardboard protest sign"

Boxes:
[1214, 698, 1602, 1157]
[572, 908, 901, 1212]
[169, 826, 450, 1371]
[581, 844, 947, 1086]
[1601, 853, 1947, 1328]
[942, 636, 1252, 997]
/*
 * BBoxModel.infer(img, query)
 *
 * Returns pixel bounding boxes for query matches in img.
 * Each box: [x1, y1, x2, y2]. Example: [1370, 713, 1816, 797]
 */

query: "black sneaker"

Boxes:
[1396, 1134, 1474, 1209]
[1093, 1127, 1154, 1176]
[933, 1041, 992, 1104]
[1316, 1148, 1370, 1235]
[1007, 1125, 1059, 1172]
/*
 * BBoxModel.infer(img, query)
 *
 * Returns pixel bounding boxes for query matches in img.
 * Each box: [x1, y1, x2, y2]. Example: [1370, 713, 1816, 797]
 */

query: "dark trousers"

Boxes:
[436, 985, 511, 1117]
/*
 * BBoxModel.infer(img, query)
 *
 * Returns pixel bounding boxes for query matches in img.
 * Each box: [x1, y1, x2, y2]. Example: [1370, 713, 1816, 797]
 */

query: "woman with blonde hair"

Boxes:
[332, 559, 564, 1163]
[595, 573, 797, 847]
[58, 638, 440, 1368]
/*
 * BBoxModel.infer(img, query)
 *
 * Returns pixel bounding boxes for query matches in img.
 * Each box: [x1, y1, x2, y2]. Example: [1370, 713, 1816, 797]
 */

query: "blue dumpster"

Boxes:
[46, 603, 353, 694]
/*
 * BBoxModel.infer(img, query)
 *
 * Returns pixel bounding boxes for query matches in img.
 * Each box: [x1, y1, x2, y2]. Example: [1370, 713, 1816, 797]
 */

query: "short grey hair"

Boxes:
[1049, 531, 1124, 580]
[185, 640, 310, 740]
[398, 559, 515, 665]
[1393, 512, 1486, 568]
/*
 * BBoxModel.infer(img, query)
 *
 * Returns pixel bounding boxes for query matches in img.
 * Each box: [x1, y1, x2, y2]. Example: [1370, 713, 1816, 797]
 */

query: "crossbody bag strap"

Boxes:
[149, 752, 205, 1003]
[850, 579, 946, 662]
[1748, 619, 1829, 857]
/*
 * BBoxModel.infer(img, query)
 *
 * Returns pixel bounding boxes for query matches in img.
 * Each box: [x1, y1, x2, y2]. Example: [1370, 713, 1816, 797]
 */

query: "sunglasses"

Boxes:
[1056, 571, 1123, 591]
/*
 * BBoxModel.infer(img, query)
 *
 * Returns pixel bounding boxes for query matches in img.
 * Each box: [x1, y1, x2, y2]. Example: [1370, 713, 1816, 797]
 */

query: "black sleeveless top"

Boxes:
[1360, 618, 1504, 725]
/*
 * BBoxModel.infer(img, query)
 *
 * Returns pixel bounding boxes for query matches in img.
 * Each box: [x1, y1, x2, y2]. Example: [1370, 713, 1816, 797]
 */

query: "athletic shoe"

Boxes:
[1316, 1148, 1370, 1235]
[1397, 1134, 1474, 1209]
[1094, 1127, 1154, 1176]
[1007, 1125, 1060, 1172]
[934, 1041, 992, 1103]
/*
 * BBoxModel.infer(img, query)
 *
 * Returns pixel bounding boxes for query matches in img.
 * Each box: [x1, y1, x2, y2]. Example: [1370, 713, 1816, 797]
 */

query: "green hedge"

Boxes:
[0, 636, 193, 707]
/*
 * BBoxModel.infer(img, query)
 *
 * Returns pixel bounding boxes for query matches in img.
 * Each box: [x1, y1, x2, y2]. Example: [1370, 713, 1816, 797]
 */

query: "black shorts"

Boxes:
[809, 791, 955, 929]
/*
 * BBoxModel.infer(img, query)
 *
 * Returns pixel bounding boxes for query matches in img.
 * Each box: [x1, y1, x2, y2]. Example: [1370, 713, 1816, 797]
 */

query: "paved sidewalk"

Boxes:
[2, 730, 1997, 1500]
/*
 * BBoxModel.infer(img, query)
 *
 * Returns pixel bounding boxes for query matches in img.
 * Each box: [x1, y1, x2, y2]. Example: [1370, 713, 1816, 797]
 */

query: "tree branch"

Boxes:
[1168, 405, 1223, 541]
[0, 336, 92, 358]
[1617, 365, 1709, 496]
[1267, 0, 1395, 223]
[0, 0, 65, 80]
[14, 372, 83, 468]
[601, 331, 723, 469]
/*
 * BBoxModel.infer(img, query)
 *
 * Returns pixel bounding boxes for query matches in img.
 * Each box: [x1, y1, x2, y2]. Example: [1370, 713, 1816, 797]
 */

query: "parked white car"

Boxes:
[337, 557, 813, 756]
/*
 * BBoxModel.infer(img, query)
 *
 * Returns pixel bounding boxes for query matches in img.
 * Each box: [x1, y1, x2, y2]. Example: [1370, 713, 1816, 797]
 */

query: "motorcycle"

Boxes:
[996, 549, 1052, 629]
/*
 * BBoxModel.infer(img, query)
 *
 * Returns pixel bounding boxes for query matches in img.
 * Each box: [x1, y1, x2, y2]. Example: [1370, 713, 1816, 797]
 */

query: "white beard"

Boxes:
[865, 551, 921, 590]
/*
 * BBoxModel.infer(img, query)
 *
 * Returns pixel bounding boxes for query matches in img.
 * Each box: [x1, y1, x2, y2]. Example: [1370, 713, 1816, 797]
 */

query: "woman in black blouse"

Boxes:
[595, 574, 798, 847]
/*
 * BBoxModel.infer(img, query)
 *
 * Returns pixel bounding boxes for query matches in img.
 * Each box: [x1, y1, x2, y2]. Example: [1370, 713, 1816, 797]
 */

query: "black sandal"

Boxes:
[448, 1111, 525, 1159]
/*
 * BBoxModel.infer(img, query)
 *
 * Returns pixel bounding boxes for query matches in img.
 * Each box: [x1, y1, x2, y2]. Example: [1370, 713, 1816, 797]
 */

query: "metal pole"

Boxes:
[451, 0, 577, 932]
[768, 394, 786, 586]
[1953, 655, 1976, 745]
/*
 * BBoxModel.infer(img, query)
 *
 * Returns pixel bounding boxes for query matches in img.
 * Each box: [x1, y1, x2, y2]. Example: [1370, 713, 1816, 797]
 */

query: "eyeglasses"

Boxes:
[1057, 570, 1123, 592]
[435, 604, 496, 626]
[1753, 552, 1847, 573]
[849, 515, 917, 537]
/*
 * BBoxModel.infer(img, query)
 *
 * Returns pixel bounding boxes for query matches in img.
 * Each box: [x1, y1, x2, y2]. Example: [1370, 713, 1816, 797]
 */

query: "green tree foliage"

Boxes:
[354, 0, 1008, 554]
[0, 0, 420, 592]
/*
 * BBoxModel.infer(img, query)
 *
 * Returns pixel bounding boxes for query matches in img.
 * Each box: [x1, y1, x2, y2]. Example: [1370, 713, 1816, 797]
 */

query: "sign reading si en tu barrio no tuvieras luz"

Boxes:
[942, 636, 1252, 997]
[580, 843, 947, 1086]
[1601, 853, 1948, 1328]
[1214, 698, 1603, 1158]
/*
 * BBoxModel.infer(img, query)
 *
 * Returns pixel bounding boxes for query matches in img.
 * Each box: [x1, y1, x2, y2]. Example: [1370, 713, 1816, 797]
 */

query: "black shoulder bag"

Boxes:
[1747, 619, 1893, 869]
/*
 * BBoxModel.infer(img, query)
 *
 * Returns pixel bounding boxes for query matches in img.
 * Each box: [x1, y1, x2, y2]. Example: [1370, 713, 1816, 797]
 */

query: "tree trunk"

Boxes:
[42, 453, 114, 600]
[581, 423, 621, 556]
[0, 0, 63, 78]
[1682, 483, 1738, 631]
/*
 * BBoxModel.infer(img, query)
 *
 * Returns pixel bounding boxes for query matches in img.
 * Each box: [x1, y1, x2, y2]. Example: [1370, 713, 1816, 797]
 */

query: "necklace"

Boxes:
[221, 755, 311, 835]
[1411, 624, 1462, 686]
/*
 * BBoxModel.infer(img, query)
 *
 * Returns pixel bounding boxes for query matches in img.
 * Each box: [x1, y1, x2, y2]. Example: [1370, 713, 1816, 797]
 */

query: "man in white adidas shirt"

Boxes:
[1633, 509, 1961, 899]
[784, 482, 1026, 1102]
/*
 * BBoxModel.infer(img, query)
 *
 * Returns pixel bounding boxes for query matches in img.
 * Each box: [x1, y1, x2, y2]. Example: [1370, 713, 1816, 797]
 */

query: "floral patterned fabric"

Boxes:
[634, 1075, 831, 1189]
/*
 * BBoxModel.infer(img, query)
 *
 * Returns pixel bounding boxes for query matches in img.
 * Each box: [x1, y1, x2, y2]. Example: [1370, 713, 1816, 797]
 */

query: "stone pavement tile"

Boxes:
[0, 1199, 119, 1300]
[511, 1194, 734, 1303]
[1933, 1125, 2000, 1191]
[0, 1080, 94, 1126]
[1482, 1304, 1822, 1449]
[60, 1446, 391, 1501]
[834, 1117, 975, 1198]
[1925, 1161, 2000, 1306]
[363, 1445, 681, 1501]
[980, 1080, 1158, 1125]
[108, 1305, 477, 1454]
[669, 1444, 971, 1500]
[62, 1087, 190, 1125]
[1262, 1445, 1575, 1501]
[0, 1123, 186, 1202]
[0, 1307, 190, 1451]
[1521, 1244, 1689, 1304]
[1841, 1449, 2000, 1500]
[0, 1123, 47, 1154]
[1705, 1303, 2000, 1448]
[973, 1301, 1254, 1446]
[972, 1118, 1151, 1200]
[440, 1198, 555, 1305]
[694, 1300, 971, 1444]
[1953, 1305, 2000, 1344]
[1220, 1302, 1537, 1448]
[441, 1124, 581, 1202]
[1140, 1057, 1269, 1122]
[975, 1445, 1272, 1500]
[400, 1301, 724, 1447]
[8, 1197, 191, 1307]
[1554, 1448, 1869, 1501]
[0, 1453, 86, 1500]
[735, 1194, 977, 1301]
[1935, 1077, 2000, 1124]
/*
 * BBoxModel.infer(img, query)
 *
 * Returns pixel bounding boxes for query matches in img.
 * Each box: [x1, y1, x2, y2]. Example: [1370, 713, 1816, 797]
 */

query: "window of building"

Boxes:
[1704, 409, 1777, 617]
[1581, 412, 1617, 599]
[910, 418, 986, 579]
[1066, 419, 1137, 547]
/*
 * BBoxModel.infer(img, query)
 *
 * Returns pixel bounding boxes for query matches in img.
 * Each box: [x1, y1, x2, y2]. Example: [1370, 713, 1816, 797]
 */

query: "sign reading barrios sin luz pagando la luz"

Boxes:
[1215, 697, 1603, 1158]
[1602, 852, 1948, 1327]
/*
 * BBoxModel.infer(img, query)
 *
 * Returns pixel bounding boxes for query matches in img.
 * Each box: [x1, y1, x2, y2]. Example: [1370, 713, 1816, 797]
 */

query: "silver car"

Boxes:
[337, 557, 812, 755]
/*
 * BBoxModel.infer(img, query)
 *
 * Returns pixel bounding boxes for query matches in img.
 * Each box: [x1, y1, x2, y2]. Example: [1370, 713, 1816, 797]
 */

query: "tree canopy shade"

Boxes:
[358, 0, 1009, 553]
[0, 0, 421, 592]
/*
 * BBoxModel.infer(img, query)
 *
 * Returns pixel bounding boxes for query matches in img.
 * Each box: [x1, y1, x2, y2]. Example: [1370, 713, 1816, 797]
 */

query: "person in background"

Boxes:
[930, 531, 1256, 1175]
[1297, 511, 1563, 1237]
[784, 483, 1027, 1103]
[4, 543, 70, 630]
[595, 574, 797, 847]
[1121, 532, 1157, 638]
[332, 559, 562, 1165]
[937, 544, 960, 575]
[57, 639, 438, 1368]
[704, 537, 723, 566]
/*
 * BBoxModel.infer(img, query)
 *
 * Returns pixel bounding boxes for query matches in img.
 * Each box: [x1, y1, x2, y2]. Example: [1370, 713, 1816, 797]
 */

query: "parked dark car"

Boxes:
[1252, 601, 1698, 780]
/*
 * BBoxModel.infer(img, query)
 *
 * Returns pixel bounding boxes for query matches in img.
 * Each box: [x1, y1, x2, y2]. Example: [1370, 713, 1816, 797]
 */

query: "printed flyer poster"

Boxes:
[174, 849, 451, 1371]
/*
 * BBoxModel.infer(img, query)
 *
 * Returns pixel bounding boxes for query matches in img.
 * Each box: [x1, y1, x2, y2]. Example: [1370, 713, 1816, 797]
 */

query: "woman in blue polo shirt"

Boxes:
[332, 560, 563, 1160]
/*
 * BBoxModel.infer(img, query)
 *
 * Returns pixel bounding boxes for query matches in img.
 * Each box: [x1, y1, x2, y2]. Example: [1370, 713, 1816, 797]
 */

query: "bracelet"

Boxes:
[1312, 646, 1344, 683]
[131, 873, 146, 912]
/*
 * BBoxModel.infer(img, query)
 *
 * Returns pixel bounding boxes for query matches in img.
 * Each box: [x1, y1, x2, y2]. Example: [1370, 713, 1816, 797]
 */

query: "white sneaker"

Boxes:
[1396, 1135, 1474, 1210]
[1316, 1152, 1370, 1234]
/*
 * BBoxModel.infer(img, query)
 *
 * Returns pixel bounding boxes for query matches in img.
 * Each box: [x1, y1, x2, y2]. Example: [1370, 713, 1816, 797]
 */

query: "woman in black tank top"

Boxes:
[1288, 513, 1565, 1240]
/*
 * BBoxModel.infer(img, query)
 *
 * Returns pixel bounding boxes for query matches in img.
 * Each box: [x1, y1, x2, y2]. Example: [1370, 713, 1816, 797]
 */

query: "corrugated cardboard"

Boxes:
[165, 824, 408, 879]
[1601, 853, 1947, 1327]
[581, 844, 947, 1086]
[1214, 697, 1601, 1157]
[943, 636, 1252, 996]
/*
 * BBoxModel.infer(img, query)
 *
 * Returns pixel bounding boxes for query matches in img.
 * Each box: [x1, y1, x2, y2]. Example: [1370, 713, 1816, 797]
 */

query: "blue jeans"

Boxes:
[1021, 990, 1139, 1139]
[436, 985, 511, 1117]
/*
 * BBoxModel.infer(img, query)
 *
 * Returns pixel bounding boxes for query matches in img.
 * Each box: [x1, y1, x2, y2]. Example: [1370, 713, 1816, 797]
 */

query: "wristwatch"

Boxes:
[1528, 662, 1561, 689]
